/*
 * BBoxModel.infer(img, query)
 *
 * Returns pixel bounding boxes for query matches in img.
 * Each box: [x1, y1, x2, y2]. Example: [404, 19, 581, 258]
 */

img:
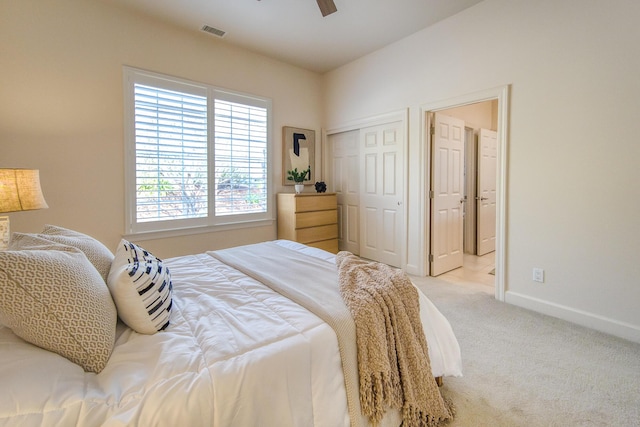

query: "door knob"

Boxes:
[476, 196, 488, 201]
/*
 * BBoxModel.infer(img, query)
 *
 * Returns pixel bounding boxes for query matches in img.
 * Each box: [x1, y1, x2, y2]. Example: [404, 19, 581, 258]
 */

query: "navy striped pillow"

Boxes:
[107, 239, 172, 334]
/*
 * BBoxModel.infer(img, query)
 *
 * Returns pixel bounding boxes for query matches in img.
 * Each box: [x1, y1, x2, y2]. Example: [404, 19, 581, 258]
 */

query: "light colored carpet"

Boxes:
[412, 275, 640, 426]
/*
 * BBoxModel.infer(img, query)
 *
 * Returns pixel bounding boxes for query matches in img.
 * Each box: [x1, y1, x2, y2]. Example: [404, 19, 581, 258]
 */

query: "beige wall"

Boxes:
[323, 0, 640, 341]
[442, 100, 497, 131]
[0, 0, 323, 258]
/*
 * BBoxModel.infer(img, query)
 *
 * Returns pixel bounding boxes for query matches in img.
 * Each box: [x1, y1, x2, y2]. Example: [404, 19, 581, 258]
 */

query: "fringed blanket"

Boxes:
[336, 252, 453, 427]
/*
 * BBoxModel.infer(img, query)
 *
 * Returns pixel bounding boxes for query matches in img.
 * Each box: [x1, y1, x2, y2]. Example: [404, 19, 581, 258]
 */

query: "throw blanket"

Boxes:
[210, 242, 365, 427]
[336, 252, 453, 427]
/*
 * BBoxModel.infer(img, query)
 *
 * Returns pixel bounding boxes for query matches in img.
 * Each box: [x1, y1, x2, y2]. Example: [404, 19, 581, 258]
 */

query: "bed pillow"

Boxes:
[39, 224, 114, 282]
[9, 232, 81, 254]
[0, 248, 117, 373]
[107, 239, 172, 334]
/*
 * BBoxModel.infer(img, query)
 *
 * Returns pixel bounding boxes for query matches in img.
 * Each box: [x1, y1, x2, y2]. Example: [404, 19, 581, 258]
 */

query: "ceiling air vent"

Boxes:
[201, 25, 226, 38]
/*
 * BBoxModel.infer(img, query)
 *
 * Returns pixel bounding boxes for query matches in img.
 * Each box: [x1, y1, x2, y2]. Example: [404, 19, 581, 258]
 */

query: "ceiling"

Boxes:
[106, 0, 484, 74]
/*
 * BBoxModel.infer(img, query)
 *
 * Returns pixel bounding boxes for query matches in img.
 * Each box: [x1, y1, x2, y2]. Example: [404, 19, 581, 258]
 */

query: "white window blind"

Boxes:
[214, 99, 268, 216]
[124, 67, 271, 236]
[134, 84, 208, 223]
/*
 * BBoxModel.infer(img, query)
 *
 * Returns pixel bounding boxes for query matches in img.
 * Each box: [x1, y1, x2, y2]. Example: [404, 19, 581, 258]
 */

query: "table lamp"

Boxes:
[0, 169, 49, 250]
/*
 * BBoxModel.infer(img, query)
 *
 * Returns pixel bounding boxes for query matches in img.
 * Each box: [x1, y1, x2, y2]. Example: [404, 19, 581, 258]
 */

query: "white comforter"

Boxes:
[0, 240, 461, 426]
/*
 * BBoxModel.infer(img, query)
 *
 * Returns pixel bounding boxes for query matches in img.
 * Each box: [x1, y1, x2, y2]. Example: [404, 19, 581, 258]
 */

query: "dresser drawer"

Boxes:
[306, 239, 339, 253]
[294, 194, 337, 212]
[296, 224, 338, 244]
[295, 210, 337, 228]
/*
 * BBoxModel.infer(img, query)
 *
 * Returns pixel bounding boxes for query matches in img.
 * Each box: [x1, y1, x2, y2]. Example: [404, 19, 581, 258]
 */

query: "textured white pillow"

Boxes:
[0, 248, 117, 373]
[107, 239, 172, 334]
[39, 224, 114, 282]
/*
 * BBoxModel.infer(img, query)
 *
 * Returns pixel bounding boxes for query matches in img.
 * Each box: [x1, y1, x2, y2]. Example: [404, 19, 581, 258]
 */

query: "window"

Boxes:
[124, 67, 271, 236]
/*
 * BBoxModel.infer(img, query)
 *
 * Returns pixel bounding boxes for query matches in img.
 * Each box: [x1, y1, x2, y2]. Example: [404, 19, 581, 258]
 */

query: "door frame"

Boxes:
[420, 85, 509, 301]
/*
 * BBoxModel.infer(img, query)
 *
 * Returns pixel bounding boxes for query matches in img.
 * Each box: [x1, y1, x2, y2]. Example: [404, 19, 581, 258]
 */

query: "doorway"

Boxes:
[436, 101, 498, 258]
[439, 252, 496, 295]
[422, 85, 509, 301]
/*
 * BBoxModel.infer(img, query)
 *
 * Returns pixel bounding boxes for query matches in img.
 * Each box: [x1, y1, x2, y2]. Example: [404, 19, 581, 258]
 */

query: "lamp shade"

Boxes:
[0, 169, 49, 214]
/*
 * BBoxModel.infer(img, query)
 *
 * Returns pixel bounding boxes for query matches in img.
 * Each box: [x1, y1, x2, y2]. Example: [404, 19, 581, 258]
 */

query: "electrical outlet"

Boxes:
[533, 268, 544, 283]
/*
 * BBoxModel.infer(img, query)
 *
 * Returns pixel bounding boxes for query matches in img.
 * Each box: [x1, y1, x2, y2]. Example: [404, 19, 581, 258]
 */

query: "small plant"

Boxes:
[287, 167, 310, 183]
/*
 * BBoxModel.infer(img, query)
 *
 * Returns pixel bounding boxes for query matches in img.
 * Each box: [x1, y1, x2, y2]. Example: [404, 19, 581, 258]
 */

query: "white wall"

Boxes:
[0, 0, 323, 258]
[323, 0, 640, 341]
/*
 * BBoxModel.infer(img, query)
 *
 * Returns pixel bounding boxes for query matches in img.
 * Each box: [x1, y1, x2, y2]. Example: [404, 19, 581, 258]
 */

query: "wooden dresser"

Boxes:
[277, 192, 338, 253]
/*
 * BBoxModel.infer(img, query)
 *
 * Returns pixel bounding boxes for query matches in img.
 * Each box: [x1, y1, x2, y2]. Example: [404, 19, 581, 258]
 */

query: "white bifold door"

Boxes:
[430, 113, 465, 276]
[329, 130, 360, 255]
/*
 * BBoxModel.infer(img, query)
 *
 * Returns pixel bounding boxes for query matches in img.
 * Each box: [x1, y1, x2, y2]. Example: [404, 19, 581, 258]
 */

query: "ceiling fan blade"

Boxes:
[316, 0, 337, 17]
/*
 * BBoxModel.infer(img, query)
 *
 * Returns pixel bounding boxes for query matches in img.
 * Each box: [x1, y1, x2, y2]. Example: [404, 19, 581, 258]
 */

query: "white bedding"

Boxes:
[0, 240, 460, 426]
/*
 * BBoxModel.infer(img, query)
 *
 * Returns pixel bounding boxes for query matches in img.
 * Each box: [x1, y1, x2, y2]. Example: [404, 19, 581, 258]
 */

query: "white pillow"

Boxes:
[39, 224, 114, 282]
[0, 247, 117, 373]
[107, 239, 172, 334]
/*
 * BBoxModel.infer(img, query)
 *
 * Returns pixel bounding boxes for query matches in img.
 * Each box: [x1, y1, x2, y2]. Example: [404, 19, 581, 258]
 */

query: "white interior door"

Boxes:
[359, 121, 404, 267]
[430, 113, 465, 276]
[327, 130, 360, 254]
[476, 128, 497, 255]
[463, 126, 477, 254]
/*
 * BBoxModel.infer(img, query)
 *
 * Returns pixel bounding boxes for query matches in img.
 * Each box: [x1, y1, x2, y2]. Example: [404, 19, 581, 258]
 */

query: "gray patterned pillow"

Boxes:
[0, 248, 117, 373]
[9, 232, 80, 254]
[107, 239, 172, 334]
[39, 224, 114, 282]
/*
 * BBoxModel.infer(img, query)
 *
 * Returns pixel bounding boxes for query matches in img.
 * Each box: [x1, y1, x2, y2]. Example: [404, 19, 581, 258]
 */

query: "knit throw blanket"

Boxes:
[336, 251, 453, 427]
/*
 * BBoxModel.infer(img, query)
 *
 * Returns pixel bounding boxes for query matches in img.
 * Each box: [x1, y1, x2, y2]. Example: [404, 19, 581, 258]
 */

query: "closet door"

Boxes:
[327, 130, 360, 254]
[359, 121, 405, 268]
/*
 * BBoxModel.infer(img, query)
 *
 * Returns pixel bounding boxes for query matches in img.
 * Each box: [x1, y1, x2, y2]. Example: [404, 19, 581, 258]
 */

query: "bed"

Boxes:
[0, 226, 461, 427]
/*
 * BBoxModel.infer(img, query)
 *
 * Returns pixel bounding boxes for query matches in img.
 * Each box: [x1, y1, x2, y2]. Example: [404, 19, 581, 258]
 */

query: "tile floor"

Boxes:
[437, 251, 495, 293]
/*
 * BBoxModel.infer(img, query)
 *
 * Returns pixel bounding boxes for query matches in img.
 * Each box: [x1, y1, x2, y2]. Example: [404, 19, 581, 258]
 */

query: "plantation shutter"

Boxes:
[133, 83, 208, 223]
[214, 94, 268, 216]
[124, 67, 272, 235]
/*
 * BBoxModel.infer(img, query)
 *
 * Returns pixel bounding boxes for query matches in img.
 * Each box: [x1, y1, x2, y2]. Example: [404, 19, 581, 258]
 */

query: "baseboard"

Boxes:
[505, 291, 640, 344]
[404, 263, 420, 276]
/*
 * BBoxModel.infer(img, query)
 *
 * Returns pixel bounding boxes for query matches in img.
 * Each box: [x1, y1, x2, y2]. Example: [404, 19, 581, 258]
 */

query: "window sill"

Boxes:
[124, 218, 275, 242]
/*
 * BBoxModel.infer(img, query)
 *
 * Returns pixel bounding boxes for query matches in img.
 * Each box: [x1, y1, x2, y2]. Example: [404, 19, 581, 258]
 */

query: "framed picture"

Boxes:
[282, 126, 315, 185]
